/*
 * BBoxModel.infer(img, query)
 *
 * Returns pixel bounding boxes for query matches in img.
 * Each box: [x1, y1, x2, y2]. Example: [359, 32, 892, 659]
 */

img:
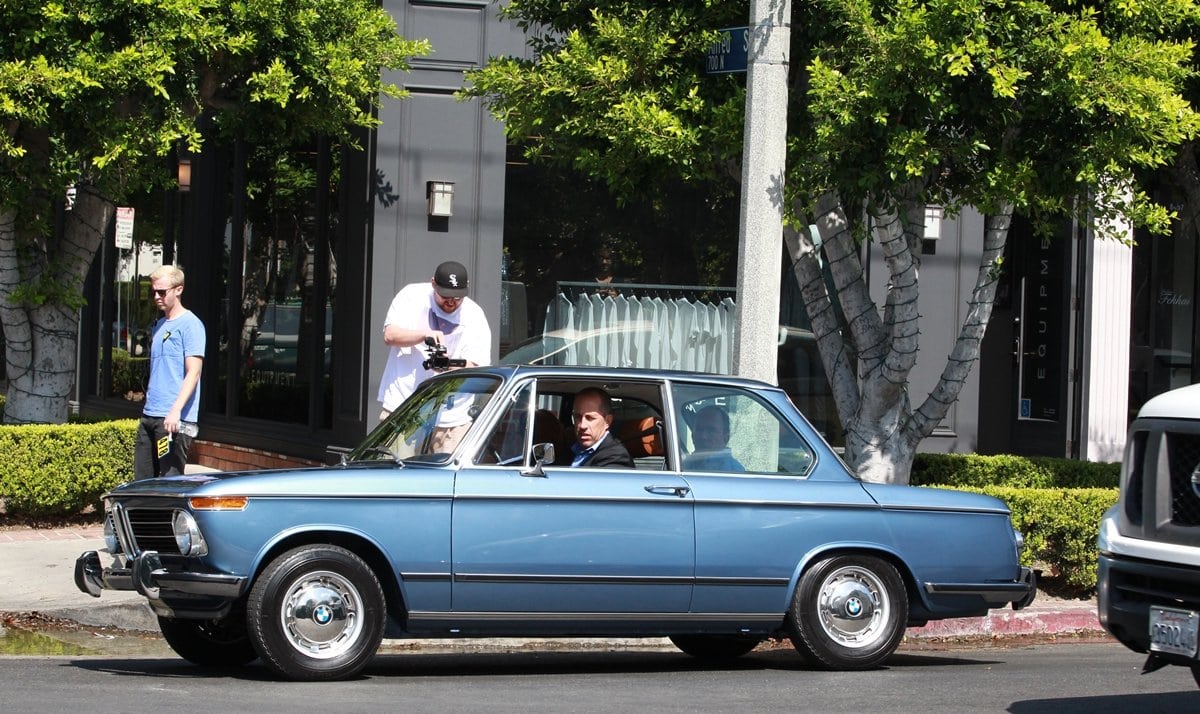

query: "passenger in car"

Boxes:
[683, 405, 744, 472]
[568, 387, 635, 468]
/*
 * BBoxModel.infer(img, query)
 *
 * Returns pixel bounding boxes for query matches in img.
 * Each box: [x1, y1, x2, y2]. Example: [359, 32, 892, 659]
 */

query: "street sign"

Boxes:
[706, 26, 749, 74]
[115, 206, 135, 249]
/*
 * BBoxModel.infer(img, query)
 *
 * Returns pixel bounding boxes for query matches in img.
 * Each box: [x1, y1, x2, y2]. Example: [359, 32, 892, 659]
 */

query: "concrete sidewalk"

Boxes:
[0, 522, 1107, 645]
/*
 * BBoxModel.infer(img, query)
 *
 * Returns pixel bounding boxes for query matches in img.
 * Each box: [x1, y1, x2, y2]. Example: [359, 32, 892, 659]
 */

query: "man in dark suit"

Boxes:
[568, 387, 634, 468]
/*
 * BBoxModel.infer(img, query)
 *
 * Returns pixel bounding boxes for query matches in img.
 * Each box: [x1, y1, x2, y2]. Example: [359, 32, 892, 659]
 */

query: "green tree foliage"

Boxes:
[466, 0, 1199, 482]
[0, 0, 429, 423]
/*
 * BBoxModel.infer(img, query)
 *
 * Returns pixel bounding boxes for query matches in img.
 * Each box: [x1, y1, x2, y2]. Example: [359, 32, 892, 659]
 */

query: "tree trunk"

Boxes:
[0, 187, 112, 424]
[786, 192, 1012, 485]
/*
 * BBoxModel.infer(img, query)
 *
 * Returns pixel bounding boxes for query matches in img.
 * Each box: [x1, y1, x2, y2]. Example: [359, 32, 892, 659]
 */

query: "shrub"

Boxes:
[0, 420, 136, 517]
[912, 452, 1120, 595]
[972, 486, 1118, 592]
[913, 452, 1118, 489]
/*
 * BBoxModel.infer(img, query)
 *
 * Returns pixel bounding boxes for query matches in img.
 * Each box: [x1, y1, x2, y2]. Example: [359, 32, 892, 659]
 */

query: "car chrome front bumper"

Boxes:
[75, 550, 247, 601]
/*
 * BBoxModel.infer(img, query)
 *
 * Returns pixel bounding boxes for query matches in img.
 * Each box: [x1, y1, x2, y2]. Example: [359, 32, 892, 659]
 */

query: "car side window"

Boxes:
[673, 383, 814, 476]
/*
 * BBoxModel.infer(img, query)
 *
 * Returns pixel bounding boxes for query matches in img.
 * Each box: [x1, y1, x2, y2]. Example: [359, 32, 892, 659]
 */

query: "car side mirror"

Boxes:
[523, 442, 555, 477]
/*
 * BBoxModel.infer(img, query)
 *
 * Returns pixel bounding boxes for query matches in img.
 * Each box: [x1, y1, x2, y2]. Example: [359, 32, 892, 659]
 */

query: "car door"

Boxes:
[452, 377, 695, 616]
[672, 381, 882, 616]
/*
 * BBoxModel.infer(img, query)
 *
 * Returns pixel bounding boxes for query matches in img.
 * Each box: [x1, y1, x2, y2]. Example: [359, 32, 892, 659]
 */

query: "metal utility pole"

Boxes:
[732, 0, 791, 385]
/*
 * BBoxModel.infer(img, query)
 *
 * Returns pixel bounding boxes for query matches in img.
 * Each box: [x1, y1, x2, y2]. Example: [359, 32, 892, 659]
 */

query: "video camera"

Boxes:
[422, 336, 467, 371]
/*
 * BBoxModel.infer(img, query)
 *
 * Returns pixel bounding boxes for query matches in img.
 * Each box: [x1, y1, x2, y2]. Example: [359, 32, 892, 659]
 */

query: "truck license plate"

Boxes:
[1149, 606, 1199, 658]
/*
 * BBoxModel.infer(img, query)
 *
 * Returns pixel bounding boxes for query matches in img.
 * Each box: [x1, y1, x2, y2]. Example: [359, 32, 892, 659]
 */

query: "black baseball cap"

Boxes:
[433, 260, 469, 298]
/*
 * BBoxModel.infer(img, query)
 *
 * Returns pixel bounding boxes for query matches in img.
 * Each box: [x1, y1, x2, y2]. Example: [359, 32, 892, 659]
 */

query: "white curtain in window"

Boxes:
[544, 291, 737, 373]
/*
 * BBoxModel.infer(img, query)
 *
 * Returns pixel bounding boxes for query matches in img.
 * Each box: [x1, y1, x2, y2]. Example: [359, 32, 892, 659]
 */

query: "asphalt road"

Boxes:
[0, 641, 1196, 712]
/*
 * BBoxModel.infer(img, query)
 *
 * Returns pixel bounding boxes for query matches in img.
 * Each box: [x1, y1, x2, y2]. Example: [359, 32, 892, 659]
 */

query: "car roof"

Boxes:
[1137, 383, 1200, 420]
[461, 364, 785, 392]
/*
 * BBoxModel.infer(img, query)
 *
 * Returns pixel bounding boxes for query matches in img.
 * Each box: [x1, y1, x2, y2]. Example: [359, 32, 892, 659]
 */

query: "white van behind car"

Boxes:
[1097, 383, 1200, 687]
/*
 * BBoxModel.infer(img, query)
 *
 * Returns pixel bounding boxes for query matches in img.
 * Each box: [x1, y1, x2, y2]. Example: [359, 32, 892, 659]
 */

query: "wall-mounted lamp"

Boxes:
[177, 157, 192, 193]
[923, 205, 943, 240]
[427, 180, 454, 217]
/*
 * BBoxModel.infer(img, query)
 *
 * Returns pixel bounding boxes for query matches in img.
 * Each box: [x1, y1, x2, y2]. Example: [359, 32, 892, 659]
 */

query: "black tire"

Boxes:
[247, 545, 386, 681]
[157, 614, 257, 667]
[669, 634, 762, 660]
[1192, 664, 1200, 689]
[787, 554, 907, 670]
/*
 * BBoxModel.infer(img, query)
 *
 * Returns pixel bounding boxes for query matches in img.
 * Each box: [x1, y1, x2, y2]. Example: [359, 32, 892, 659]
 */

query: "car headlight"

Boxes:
[103, 512, 121, 555]
[172, 510, 208, 557]
[1013, 527, 1025, 555]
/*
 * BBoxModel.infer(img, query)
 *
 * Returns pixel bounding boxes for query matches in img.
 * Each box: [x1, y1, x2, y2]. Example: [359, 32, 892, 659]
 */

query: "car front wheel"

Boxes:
[158, 614, 257, 667]
[247, 545, 385, 681]
[787, 554, 907, 670]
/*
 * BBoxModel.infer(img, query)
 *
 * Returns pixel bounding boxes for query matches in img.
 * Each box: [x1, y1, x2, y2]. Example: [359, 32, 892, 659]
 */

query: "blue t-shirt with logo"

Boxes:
[144, 310, 205, 422]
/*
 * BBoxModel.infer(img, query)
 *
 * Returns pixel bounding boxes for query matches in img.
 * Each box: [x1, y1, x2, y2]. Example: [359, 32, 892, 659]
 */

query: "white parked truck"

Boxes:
[1097, 383, 1200, 687]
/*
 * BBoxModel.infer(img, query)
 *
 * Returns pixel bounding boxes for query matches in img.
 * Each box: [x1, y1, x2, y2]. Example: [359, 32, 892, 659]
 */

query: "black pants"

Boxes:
[134, 415, 193, 480]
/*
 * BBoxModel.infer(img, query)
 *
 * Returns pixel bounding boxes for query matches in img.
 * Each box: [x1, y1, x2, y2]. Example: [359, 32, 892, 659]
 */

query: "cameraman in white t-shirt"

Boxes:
[376, 261, 492, 438]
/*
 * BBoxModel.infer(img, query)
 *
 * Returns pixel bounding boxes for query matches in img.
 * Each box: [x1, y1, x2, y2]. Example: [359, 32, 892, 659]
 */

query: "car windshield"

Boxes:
[347, 373, 502, 464]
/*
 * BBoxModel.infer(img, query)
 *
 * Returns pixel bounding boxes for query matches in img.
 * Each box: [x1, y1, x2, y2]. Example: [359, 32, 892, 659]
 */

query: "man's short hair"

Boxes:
[149, 265, 186, 287]
[575, 387, 614, 415]
[697, 405, 730, 433]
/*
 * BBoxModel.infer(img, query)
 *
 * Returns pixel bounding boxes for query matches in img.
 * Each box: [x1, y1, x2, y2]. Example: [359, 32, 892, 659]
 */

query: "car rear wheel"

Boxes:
[247, 545, 385, 681]
[1192, 664, 1200, 688]
[669, 634, 762, 660]
[787, 554, 907, 670]
[158, 614, 257, 667]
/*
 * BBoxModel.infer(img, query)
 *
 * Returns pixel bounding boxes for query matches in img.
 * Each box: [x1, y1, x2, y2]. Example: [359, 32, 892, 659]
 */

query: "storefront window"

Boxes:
[1131, 215, 1197, 412]
[88, 138, 339, 432]
[216, 142, 337, 427]
[100, 192, 168, 403]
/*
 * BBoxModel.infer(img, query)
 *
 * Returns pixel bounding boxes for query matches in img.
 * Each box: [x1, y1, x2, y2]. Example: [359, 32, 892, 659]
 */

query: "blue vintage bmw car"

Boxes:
[76, 366, 1035, 681]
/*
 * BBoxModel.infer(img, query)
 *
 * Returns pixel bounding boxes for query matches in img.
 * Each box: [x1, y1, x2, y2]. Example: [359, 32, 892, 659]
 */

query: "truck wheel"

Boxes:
[247, 545, 385, 681]
[158, 615, 257, 667]
[787, 554, 907, 670]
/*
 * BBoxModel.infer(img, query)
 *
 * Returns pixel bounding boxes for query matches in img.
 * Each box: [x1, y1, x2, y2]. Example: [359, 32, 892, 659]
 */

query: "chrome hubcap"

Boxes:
[281, 570, 363, 659]
[816, 566, 889, 648]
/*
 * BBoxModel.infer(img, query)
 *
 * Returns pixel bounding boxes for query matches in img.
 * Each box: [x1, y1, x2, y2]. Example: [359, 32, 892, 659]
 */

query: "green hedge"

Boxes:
[953, 485, 1116, 592]
[0, 420, 136, 517]
[913, 452, 1120, 594]
[912, 452, 1119, 489]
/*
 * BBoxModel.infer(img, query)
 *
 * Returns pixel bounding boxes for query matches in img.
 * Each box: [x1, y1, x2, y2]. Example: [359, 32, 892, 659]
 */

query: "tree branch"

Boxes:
[908, 203, 1012, 445]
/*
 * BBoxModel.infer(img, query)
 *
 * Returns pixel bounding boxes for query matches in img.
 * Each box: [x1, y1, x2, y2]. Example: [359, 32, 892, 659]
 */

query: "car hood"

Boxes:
[858, 482, 1012, 514]
[106, 463, 420, 499]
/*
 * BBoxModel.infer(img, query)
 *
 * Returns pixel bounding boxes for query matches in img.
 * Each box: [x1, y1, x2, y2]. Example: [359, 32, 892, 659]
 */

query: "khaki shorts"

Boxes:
[428, 423, 469, 454]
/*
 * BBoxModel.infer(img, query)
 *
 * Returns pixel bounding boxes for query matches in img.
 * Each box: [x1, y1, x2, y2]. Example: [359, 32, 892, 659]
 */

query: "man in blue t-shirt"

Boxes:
[134, 265, 206, 479]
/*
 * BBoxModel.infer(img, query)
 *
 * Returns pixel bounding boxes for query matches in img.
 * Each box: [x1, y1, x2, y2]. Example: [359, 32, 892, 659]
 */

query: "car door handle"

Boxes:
[645, 485, 690, 498]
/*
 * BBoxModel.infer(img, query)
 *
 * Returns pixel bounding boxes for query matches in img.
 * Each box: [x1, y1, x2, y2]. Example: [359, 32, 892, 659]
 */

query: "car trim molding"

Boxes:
[407, 611, 785, 623]
[454, 573, 694, 585]
[879, 504, 1012, 516]
[410, 572, 790, 587]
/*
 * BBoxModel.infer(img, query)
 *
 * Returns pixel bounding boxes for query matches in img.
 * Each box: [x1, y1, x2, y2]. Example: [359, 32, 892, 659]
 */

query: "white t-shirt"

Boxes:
[376, 282, 492, 412]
